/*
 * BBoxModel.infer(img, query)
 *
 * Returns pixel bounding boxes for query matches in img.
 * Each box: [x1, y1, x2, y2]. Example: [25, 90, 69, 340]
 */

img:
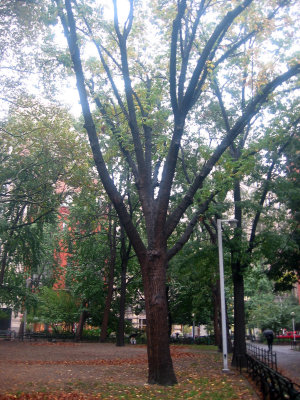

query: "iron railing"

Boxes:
[246, 342, 277, 371]
[246, 354, 300, 400]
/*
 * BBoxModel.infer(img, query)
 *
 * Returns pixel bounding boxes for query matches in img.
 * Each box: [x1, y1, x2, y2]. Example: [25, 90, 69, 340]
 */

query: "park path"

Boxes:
[254, 343, 300, 387]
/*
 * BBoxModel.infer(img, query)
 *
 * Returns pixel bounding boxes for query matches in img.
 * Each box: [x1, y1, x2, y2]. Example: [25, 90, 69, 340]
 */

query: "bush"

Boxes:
[169, 335, 215, 345]
[82, 328, 100, 341]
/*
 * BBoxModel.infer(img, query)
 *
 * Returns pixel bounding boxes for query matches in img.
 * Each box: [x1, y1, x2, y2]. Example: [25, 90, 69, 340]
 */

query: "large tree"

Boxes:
[49, 0, 300, 384]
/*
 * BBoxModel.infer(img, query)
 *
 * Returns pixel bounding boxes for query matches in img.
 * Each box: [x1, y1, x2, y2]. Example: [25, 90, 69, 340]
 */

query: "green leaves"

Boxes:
[245, 265, 300, 333]
[0, 96, 91, 317]
[34, 287, 79, 329]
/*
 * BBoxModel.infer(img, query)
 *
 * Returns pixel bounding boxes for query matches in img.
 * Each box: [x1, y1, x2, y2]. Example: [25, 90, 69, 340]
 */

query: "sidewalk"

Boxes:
[255, 343, 300, 387]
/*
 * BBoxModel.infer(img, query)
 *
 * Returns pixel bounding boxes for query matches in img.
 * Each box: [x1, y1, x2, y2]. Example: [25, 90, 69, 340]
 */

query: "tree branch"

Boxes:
[77, 6, 129, 121]
[167, 192, 216, 259]
[165, 63, 300, 238]
[181, 0, 254, 114]
[8, 208, 54, 231]
[178, 3, 204, 106]
[169, 0, 187, 115]
[88, 83, 139, 181]
[248, 117, 300, 254]
[57, 0, 147, 263]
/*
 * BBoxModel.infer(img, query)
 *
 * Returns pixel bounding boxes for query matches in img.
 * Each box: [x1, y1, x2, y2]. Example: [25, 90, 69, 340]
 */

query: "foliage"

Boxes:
[244, 265, 300, 333]
[168, 240, 218, 326]
[0, 0, 52, 115]
[265, 127, 300, 289]
[0, 96, 89, 311]
[64, 187, 108, 327]
[246, 293, 300, 333]
[32, 287, 79, 331]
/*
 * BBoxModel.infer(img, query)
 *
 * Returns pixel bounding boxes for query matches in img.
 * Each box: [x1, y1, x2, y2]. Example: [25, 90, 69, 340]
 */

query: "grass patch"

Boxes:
[188, 344, 219, 351]
[1, 375, 256, 400]
[98, 376, 252, 399]
[170, 343, 218, 352]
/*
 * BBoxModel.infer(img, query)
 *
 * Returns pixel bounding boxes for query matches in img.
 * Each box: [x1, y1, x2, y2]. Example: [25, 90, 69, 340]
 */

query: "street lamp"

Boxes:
[291, 312, 296, 343]
[217, 218, 237, 372]
[192, 313, 195, 342]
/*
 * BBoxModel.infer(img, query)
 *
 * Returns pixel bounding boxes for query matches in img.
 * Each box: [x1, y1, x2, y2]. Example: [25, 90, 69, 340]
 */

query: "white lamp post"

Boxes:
[192, 313, 195, 342]
[291, 312, 296, 343]
[217, 218, 237, 372]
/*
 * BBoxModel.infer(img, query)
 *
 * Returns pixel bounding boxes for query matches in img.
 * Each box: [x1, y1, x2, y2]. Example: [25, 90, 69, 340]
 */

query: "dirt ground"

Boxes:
[0, 341, 149, 393]
[0, 340, 258, 398]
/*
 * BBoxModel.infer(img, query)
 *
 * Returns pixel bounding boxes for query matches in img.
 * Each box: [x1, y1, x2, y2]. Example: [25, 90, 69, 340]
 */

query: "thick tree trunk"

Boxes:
[231, 264, 246, 367]
[212, 281, 222, 350]
[231, 178, 246, 366]
[116, 198, 132, 346]
[18, 321, 24, 338]
[100, 213, 117, 343]
[100, 269, 113, 342]
[225, 300, 233, 353]
[116, 268, 126, 346]
[0, 247, 8, 286]
[100, 263, 115, 342]
[116, 243, 129, 346]
[76, 306, 88, 341]
[142, 253, 177, 385]
[166, 285, 173, 338]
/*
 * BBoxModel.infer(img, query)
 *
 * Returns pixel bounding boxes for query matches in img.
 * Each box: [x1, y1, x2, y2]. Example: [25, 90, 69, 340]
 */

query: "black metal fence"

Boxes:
[246, 343, 277, 371]
[291, 341, 300, 351]
[245, 343, 300, 400]
[246, 355, 300, 400]
[0, 329, 16, 340]
[18, 331, 75, 342]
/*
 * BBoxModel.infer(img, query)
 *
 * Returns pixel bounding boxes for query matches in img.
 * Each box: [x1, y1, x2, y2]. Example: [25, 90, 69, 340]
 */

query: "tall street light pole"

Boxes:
[217, 219, 237, 372]
[291, 312, 296, 343]
[192, 313, 195, 342]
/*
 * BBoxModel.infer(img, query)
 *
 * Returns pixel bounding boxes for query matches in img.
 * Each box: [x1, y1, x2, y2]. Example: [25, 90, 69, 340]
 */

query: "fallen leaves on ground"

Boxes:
[0, 344, 258, 399]
[5, 347, 198, 366]
[7, 357, 147, 366]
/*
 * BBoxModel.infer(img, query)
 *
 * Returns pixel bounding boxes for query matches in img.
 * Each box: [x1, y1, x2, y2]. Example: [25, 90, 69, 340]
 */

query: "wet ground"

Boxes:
[254, 343, 300, 387]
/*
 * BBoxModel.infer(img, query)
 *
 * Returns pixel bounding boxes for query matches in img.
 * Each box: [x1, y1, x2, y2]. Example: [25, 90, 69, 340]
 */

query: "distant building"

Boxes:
[125, 308, 147, 331]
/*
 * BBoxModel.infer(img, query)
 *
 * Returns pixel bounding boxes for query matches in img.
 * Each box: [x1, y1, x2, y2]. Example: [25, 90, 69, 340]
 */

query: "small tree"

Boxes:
[33, 287, 79, 332]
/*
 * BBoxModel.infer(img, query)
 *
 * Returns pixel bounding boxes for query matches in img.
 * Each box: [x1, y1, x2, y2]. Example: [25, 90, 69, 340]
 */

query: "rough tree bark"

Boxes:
[100, 208, 117, 342]
[231, 261, 247, 367]
[116, 225, 131, 347]
[142, 251, 177, 385]
[75, 306, 88, 341]
[212, 281, 222, 349]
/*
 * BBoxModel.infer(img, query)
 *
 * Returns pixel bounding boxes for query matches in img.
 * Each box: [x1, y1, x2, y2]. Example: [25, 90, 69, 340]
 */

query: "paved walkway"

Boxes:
[254, 343, 300, 387]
